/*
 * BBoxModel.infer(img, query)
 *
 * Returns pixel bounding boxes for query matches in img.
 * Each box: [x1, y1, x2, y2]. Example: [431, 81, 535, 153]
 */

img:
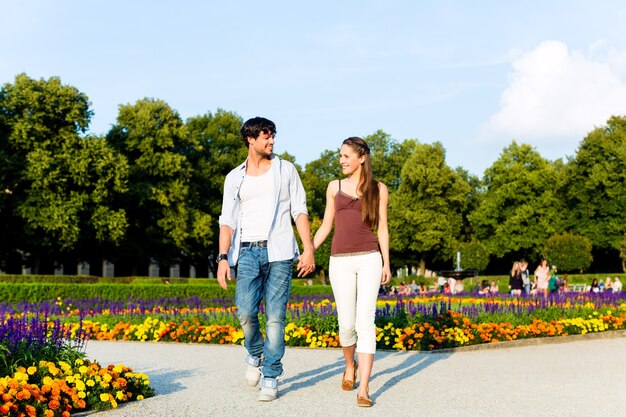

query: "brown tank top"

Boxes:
[331, 180, 379, 256]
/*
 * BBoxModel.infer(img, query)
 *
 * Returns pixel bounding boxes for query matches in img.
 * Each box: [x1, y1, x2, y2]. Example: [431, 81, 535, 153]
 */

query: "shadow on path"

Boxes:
[280, 358, 346, 395]
[368, 351, 451, 400]
[146, 368, 196, 395]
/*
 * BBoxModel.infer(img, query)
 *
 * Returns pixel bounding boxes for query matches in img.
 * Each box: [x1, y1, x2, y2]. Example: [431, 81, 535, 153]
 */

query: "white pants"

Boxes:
[329, 252, 382, 354]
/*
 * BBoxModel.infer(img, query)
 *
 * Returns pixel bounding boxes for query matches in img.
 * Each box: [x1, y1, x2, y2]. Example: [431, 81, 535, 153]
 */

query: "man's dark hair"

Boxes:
[240, 117, 276, 147]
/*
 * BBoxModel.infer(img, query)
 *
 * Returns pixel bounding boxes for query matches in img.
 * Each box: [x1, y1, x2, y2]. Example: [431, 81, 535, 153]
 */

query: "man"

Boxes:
[216, 117, 315, 402]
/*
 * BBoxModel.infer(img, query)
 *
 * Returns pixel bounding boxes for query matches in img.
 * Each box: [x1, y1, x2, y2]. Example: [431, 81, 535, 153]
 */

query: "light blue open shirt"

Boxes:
[218, 155, 308, 266]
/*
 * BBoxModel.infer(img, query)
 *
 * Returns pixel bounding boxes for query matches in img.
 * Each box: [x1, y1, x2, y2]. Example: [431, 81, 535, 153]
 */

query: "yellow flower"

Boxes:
[78, 391, 86, 399]
[137, 395, 144, 401]
[116, 391, 125, 400]
[100, 393, 110, 402]
[86, 379, 96, 387]
[27, 366, 37, 375]
[79, 365, 88, 374]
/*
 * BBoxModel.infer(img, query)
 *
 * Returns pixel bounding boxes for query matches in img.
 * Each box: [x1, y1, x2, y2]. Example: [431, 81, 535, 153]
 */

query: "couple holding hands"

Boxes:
[216, 117, 391, 407]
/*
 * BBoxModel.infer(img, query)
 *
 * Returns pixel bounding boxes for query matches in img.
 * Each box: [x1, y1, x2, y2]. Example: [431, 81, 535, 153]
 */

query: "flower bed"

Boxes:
[4, 292, 624, 352]
[1, 314, 155, 416]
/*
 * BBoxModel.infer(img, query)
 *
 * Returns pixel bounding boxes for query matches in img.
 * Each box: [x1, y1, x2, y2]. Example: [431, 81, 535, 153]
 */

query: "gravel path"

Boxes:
[82, 334, 626, 417]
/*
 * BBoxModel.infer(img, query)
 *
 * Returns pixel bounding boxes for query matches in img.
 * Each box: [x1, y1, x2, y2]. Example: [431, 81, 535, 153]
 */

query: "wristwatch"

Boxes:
[216, 253, 228, 263]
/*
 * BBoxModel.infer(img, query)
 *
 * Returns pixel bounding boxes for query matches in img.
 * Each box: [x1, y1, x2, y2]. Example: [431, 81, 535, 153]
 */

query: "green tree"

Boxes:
[107, 98, 202, 274]
[562, 116, 626, 269]
[0, 74, 127, 273]
[455, 241, 489, 272]
[469, 141, 564, 262]
[186, 109, 245, 275]
[389, 141, 471, 274]
[620, 233, 626, 272]
[542, 232, 593, 273]
[364, 130, 412, 192]
[302, 149, 341, 219]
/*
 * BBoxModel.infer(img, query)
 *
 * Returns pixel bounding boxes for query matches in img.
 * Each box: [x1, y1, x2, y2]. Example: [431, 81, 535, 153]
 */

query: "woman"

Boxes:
[534, 259, 550, 298]
[313, 137, 391, 407]
[397, 281, 411, 296]
[509, 261, 523, 296]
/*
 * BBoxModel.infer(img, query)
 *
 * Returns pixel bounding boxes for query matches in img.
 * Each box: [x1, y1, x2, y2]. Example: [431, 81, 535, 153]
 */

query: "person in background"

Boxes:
[479, 279, 490, 295]
[437, 275, 446, 293]
[490, 281, 499, 294]
[509, 261, 523, 296]
[534, 259, 550, 298]
[560, 275, 569, 293]
[548, 267, 558, 295]
[313, 136, 391, 407]
[419, 283, 428, 295]
[520, 260, 531, 295]
[612, 277, 622, 292]
[443, 282, 451, 294]
[448, 277, 457, 294]
[408, 279, 419, 294]
[598, 278, 605, 292]
[604, 276, 613, 293]
[397, 281, 411, 296]
[590, 278, 599, 293]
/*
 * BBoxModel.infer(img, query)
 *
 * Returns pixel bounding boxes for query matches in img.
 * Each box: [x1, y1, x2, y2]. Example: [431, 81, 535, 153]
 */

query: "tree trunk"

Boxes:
[418, 258, 426, 277]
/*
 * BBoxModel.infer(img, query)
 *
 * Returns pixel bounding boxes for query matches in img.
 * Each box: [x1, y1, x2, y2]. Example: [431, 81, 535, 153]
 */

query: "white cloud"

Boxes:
[482, 40, 626, 143]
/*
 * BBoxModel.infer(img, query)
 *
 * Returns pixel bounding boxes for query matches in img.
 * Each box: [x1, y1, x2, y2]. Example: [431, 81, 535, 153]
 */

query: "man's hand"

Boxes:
[296, 248, 315, 278]
[216, 260, 231, 290]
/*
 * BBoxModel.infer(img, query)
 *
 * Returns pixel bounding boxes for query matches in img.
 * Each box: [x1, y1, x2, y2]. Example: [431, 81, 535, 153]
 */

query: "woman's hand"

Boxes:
[380, 264, 392, 285]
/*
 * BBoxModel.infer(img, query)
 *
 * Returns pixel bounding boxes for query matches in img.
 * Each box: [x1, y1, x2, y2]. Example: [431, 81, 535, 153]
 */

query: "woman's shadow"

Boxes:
[280, 350, 450, 398]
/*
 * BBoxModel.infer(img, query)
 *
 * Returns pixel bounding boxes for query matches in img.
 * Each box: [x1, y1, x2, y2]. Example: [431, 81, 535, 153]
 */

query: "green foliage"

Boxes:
[364, 130, 409, 192]
[454, 241, 489, 272]
[389, 141, 471, 267]
[4, 72, 626, 275]
[106, 98, 209, 268]
[302, 149, 341, 219]
[563, 116, 626, 252]
[620, 233, 626, 272]
[0, 74, 128, 272]
[185, 109, 245, 269]
[0, 280, 332, 303]
[469, 141, 565, 260]
[542, 232, 593, 272]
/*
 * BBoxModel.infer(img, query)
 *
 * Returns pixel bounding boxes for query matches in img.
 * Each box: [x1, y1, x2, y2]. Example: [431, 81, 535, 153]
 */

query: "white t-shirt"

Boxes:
[239, 167, 275, 242]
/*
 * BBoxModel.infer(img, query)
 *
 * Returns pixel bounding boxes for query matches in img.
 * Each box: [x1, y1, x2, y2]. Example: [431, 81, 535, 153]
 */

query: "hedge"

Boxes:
[0, 282, 332, 304]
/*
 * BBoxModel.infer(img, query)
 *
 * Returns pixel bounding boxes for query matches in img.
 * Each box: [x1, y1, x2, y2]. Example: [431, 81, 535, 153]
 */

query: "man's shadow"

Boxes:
[146, 368, 192, 395]
[280, 358, 345, 395]
[280, 350, 450, 397]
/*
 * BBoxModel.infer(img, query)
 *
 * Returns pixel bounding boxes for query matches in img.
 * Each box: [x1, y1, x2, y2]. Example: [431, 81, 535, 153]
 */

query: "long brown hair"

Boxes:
[342, 137, 379, 228]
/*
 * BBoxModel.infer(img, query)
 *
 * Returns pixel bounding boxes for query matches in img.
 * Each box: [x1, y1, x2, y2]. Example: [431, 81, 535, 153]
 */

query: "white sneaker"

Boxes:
[245, 355, 262, 387]
[246, 364, 261, 387]
[258, 377, 278, 402]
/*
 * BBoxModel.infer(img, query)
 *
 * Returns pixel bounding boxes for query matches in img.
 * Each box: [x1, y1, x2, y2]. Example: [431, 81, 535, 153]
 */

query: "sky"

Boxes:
[2, 1, 626, 176]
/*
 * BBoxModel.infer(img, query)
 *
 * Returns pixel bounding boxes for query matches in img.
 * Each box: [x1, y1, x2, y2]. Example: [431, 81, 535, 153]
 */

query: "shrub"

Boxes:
[543, 232, 593, 272]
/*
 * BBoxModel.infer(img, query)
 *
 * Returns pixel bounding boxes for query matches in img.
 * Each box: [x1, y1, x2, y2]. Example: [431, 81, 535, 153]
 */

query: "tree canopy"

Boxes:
[2, 73, 626, 275]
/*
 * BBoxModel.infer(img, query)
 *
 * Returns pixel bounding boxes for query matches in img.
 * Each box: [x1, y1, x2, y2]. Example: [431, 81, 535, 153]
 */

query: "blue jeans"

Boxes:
[235, 246, 292, 378]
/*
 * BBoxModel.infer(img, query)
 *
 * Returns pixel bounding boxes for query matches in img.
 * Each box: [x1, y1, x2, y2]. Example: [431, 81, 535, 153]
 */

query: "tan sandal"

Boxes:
[341, 362, 358, 391]
[356, 393, 372, 407]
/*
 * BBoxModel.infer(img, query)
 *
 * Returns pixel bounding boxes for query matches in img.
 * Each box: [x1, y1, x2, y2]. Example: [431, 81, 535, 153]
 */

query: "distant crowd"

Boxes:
[379, 259, 623, 297]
